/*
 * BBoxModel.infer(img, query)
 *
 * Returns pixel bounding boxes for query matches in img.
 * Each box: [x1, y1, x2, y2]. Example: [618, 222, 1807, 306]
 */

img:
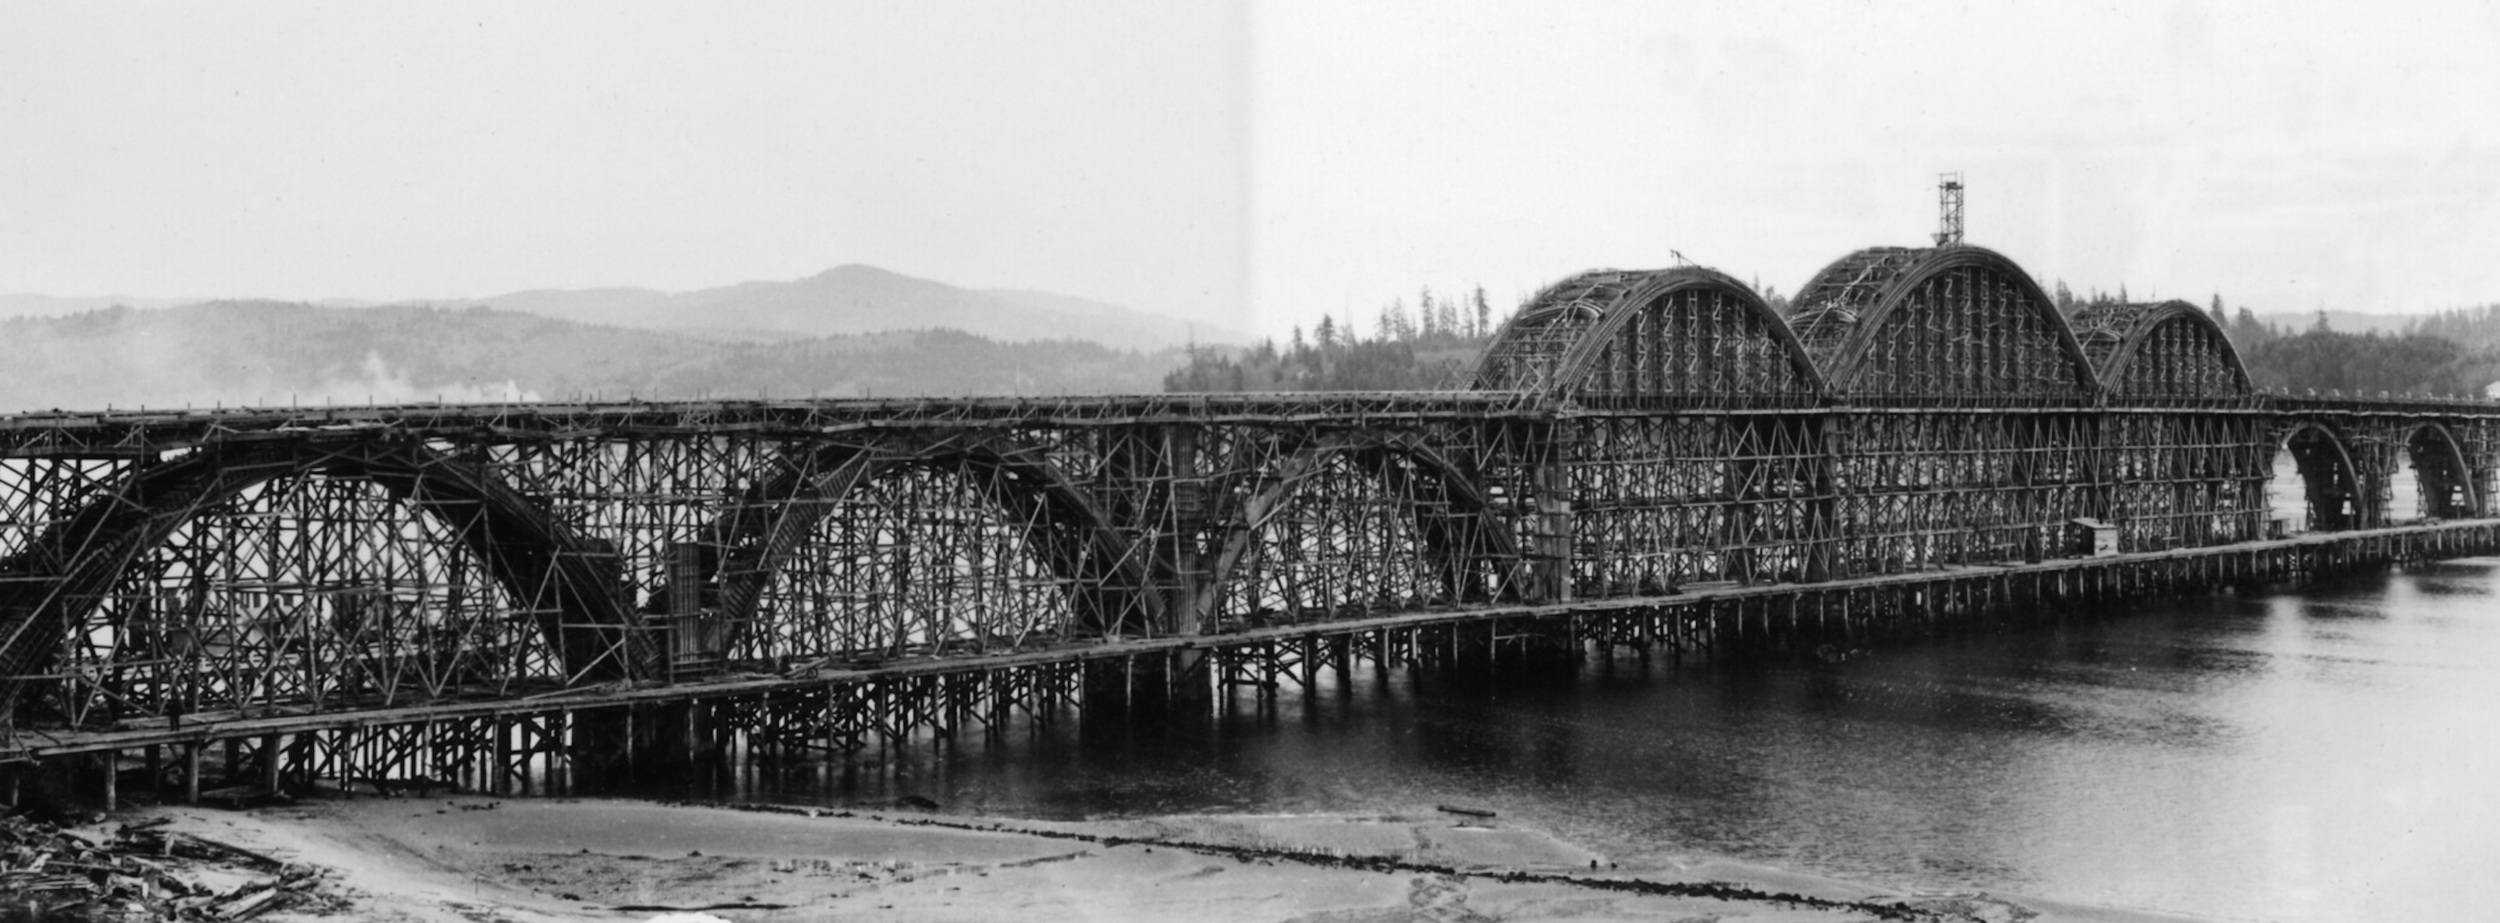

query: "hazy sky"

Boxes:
[6, 2, 2498, 335]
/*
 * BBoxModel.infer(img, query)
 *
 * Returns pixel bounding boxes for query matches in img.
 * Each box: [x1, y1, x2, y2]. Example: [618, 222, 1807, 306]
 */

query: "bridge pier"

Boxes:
[582, 699, 724, 792]
[565, 705, 640, 794]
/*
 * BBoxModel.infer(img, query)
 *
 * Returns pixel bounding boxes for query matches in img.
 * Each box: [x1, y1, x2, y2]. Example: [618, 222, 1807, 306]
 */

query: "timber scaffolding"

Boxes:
[6, 523, 2496, 808]
[4, 241, 2500, 806]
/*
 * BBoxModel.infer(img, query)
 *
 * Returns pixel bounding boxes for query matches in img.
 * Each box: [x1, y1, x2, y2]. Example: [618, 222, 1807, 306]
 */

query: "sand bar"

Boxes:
[67, 795, 2220, 923]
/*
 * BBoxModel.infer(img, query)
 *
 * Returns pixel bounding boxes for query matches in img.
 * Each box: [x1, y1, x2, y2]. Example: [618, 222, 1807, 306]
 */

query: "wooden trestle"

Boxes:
[8, 520, 2494, 810]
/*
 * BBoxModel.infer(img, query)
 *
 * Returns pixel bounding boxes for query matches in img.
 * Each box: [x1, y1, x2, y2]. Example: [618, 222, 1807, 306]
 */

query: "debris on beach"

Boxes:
[1, 811, 326, 921]
[1434, 804, 1496, 818]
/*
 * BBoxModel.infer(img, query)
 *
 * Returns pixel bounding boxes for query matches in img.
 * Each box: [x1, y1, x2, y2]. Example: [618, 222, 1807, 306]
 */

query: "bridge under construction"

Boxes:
[3, 241, 2495, 807]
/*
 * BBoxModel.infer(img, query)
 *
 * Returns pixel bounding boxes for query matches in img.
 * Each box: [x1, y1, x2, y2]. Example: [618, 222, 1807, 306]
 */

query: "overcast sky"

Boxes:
[6, 2, 2497, 335]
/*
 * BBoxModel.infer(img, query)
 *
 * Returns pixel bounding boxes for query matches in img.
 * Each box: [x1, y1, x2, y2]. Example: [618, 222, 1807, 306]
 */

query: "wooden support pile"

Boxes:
[0, 813, 322, 921]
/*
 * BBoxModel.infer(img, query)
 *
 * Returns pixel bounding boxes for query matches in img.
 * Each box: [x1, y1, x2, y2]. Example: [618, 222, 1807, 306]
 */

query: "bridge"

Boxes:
[4, 242, 2497, 806]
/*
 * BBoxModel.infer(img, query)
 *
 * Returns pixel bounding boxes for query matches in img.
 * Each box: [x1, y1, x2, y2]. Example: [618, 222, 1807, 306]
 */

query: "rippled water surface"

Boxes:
[787, 559, 2500, 922]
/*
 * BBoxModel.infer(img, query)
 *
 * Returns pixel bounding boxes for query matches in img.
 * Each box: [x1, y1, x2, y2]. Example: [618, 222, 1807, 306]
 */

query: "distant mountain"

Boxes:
[0, 293, 191, 316]
[0, 301, 1189, 413]
[647, 329, 1187, 400]
[461, 265, 1250, 349]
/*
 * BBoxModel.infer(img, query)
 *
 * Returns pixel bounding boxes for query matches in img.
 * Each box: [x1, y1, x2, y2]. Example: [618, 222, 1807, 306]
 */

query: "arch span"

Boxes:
[2069, 300, 2253, 400]
[1200, 431, 1520, 627]
[0, 438, 642, 717]
[2404, 423, 2480, 520]
[707, 431, 1155, 661]
[2274, 423, 2369, 532]
[1474, 267, 1823, 403]
[1789, 246, 2098, 401]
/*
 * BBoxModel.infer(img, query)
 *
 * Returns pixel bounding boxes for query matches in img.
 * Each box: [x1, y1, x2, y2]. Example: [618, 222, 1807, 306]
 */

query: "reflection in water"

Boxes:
[734, 559, 2500, 922]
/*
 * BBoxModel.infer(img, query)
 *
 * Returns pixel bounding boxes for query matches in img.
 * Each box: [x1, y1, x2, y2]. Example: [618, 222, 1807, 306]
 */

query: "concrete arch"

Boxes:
[1199, 431, 1519, 622]
[1789, 246, 2098, 400]
[1475, 267, 1823, 402]
[2404, 423, 2480, 520]
[2274, 422, 2369, 532]
[0, 439, 642, 712]
[709, 432, 1155, 650]
[2069, 300, 2254, 399]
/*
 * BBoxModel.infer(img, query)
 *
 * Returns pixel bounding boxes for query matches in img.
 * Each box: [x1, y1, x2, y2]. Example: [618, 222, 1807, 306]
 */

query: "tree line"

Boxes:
[1162, 285, 1504, 392]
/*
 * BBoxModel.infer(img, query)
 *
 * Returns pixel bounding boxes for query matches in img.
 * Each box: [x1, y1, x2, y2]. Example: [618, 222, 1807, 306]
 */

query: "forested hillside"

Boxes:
[2197, 298, 2500, 398]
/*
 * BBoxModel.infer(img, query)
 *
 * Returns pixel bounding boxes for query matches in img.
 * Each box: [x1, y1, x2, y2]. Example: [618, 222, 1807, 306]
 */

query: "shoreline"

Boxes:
[45, 794, 2221, 923]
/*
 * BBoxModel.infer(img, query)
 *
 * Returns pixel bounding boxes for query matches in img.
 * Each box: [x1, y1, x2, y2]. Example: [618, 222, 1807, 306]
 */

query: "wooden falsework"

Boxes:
[12, 522, 2496, 801]
[0, 242, 2497, 793]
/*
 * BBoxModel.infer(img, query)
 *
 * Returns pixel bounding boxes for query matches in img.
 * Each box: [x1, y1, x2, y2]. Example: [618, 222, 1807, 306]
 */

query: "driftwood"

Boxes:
[0, 810, 322, 920]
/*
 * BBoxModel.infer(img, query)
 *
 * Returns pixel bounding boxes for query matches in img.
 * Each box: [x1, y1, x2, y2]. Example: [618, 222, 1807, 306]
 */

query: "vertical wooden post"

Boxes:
[493, 716, 513, 797]
[1533, 461, 1575, 602]
[554, 710, 571, 798]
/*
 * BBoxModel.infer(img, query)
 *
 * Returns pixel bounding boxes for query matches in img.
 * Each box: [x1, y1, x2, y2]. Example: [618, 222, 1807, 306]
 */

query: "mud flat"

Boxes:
[80, 796, 2218, 923]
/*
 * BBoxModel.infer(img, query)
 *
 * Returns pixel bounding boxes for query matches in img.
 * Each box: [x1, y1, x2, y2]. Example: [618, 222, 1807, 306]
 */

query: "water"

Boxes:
[790, 559, 2500, 922]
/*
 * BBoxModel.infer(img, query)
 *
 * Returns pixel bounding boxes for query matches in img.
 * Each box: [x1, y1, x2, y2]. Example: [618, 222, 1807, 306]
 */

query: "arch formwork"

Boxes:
[1196, 430, 1524, 631]
[2071, 301, 2269, 550]
[1472, 268, 1833, 595]
[1465, 249, 2307, 589]
[1791, 246, 2099, 402]
[694, 430, 1157, 670]
[0, 439, 642, 726]
[0, 398, 1551, 746]
[1788, 247, 2102, 572]
[2070, 300, 2255, 401]
[1475, 267, 1825, 405]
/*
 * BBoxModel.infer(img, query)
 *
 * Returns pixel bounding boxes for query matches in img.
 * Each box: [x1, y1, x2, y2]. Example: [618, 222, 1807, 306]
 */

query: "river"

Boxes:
[774, 557, 2500, 922]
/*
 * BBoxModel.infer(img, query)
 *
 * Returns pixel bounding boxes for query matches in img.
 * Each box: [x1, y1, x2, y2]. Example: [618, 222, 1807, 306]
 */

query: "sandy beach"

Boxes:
[48, 793, 2227, 923]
